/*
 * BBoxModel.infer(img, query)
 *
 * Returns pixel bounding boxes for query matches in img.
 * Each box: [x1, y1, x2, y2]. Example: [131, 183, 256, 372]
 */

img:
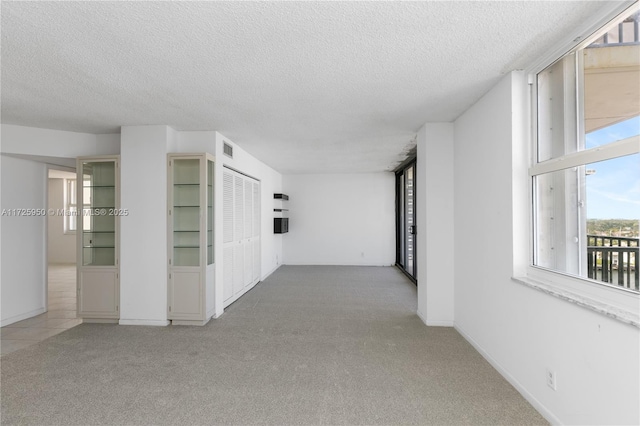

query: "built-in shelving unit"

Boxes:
[167, 153, 215, 325]
[274, 193, 289, 234]
[77, 156, 120, 323]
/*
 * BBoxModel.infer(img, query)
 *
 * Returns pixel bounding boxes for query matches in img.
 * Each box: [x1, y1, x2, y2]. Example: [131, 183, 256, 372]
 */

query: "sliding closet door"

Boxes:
[222, 168, 261, 307]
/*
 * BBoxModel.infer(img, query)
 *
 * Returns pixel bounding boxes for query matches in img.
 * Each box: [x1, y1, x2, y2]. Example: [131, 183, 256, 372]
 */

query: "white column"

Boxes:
[119, 125, 176, 326]
[416, 122, 455, 326]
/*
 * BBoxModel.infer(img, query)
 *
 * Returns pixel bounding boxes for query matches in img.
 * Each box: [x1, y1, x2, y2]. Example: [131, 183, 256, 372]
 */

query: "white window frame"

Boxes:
[64, 178, 77, 234]
[514, 0, 640, 328]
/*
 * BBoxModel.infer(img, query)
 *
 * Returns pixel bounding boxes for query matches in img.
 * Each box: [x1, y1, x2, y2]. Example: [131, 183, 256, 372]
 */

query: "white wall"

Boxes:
[1, 124, 120, 158]
[176, 131, 216, 154]
[452, 72, 639, 425]
[416, 123, 455, 326]
[47, 178, 76, 264]
[282, 173, 395, 266]
[1, 156, 47, 325]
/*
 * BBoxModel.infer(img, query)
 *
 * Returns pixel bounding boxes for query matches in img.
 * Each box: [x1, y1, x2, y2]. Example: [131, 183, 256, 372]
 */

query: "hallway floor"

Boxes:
[1, 264, 81, 356]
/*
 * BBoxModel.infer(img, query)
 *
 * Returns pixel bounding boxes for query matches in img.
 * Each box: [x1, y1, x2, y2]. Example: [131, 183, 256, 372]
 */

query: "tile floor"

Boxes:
[1, 264, 81, 356]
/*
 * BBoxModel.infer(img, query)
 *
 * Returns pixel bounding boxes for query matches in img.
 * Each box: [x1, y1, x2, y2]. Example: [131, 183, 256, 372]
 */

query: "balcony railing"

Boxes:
[587, 235, 639, 291]
[588, 12, 640, 47]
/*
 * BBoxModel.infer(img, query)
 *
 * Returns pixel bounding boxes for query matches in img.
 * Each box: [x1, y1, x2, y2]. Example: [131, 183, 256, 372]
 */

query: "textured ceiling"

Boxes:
[1, 1, 613, 173]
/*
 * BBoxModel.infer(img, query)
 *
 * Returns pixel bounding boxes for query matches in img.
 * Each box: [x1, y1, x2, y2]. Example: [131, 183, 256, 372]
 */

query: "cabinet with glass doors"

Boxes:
[167, 153, 215, 325]
[76, 156, 120, 322]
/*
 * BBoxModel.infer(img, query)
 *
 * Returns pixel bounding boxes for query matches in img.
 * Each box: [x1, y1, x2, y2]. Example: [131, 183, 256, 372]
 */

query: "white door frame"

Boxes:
[45, 164, 77, 312]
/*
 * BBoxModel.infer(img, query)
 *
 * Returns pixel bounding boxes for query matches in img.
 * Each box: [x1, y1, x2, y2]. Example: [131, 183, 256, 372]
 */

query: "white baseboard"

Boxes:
[1, 307, 46, 327]
[261, 264, 281, 281]
[426, 319, 454, 327]
[82, 318, 118, 324]
[171, 319, 209, 326]
[119, 319, 170, 326]
[223, 276, 264, 309]
[454, 323, 561, 426]
[416, 310, 454, 327]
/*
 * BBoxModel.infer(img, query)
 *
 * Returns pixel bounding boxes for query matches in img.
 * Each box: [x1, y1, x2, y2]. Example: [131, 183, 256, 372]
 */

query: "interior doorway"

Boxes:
[47, 168, 80, 323]
[0, 166, 81, 356]
[396, 160, 416, 282]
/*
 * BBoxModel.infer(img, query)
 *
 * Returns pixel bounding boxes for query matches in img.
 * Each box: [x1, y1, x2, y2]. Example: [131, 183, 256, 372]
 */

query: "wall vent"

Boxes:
[223, 142, 233, 158]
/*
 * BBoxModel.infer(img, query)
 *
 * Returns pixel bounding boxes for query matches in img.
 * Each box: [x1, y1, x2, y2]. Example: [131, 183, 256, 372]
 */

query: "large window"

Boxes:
[532, 6, 639, 292]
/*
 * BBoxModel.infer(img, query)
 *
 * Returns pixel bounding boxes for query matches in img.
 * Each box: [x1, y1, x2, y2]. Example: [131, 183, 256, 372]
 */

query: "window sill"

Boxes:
[512, 271, 639, 329]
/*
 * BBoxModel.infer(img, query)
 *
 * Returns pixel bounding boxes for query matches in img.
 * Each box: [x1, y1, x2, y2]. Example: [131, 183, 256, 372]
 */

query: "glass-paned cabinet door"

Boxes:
[81, 160, 116, 266]
[207, 159, 214, 265]
[173, 159, 200, 267]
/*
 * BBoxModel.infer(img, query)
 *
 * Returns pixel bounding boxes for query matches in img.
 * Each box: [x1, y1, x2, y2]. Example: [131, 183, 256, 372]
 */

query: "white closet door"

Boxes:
[243, 179, 253, 287]
[253, 238, 261, 282]
[253, 182, 261, 237]
[233, 175, 245, 294]
[233, 244, 244, 295]
[222, 171, 234, 302]
[223, 172, 234, 244]
[222, 167, 261, 307]
[244, 180, 253, 239]
[234, 176, 244, 241]
[252, 181, 261, 281]
[223, 246, 233, 302]
[244, 242, 253, 288]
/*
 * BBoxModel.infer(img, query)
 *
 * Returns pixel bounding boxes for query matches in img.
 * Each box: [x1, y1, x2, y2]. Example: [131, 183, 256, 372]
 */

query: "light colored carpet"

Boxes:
[1, 265, 547, 425]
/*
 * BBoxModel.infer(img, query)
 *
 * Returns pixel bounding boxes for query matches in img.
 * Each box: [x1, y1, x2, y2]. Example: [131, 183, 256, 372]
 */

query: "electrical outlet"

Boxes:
[546, 369, 556, 390]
